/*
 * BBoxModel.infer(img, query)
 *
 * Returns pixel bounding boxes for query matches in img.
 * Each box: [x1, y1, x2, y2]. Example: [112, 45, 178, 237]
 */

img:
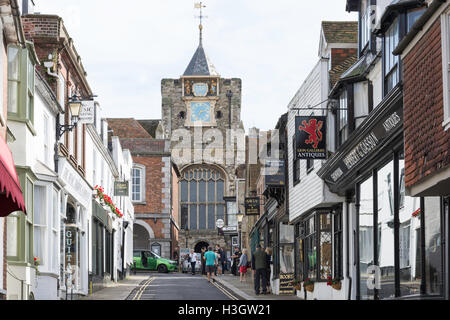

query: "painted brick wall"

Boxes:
[403, 18, 450, 188]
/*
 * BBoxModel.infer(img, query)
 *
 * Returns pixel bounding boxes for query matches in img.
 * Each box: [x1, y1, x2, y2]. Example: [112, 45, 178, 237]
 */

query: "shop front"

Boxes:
[58, 158, 91, 299]
[318, 87, 448, 299]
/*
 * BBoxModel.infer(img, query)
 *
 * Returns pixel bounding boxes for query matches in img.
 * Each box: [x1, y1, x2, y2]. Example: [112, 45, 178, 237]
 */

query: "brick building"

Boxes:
[394, 0, 450, 300]
[108, 118, 179, 260]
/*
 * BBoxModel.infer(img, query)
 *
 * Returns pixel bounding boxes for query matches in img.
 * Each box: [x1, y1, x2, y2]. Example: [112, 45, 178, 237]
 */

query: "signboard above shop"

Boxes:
[245, 197, 260, 216]
[295, 116, 327, 160]
[78, 100, 95, 124]
[114, 181, 129, 196]
[264, 159, 285, 187]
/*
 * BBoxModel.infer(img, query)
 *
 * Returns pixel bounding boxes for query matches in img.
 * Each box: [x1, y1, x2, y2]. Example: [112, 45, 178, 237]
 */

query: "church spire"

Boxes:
[184, 2, 218, 76]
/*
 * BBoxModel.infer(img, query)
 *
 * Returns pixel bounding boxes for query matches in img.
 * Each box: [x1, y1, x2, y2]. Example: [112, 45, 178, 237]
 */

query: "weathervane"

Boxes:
[194, 2, 208, 45]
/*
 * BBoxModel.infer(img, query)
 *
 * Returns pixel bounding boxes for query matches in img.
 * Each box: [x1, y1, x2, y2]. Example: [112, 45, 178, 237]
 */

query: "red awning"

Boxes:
[0, 137, 26, 217]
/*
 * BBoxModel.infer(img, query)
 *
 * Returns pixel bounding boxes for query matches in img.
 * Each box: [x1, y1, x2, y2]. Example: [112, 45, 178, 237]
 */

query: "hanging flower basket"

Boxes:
[94, 186, 124, 218]
[303, 278, 315, 292]
[412, 208, 421, 218]
[327, 277, 342, 291]
[34, 257, 40, 266]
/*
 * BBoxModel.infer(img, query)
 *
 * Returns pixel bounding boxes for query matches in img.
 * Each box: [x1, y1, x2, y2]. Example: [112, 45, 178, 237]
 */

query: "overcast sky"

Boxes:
[32, 0, 356, 130]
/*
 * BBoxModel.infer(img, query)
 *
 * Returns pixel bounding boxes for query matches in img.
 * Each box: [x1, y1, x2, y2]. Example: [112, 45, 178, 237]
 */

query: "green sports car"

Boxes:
[133, 250, 178, 273]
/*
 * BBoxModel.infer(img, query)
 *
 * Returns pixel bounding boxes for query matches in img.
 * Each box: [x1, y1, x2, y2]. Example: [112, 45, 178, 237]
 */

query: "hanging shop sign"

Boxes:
[321, 106, 403, 185]
[279, 273, 295, 295]
[295, 116, 327, 159]
[264, 159, 285, 186]
[114, 181, 129, 196]
[78, 100, 95, 124]
[245, 197, 260, 216]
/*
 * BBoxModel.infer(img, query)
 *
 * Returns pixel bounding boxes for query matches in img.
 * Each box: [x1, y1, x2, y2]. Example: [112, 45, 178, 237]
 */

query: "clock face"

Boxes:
[191, 102, 211, 122]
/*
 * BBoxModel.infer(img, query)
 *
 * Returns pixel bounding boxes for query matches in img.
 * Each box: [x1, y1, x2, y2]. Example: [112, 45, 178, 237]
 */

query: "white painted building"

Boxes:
[286, 22, 358, 300]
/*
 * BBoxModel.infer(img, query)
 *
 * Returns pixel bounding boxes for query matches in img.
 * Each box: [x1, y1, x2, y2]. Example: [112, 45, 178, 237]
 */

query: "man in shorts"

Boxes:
[204, 247, 217, 283]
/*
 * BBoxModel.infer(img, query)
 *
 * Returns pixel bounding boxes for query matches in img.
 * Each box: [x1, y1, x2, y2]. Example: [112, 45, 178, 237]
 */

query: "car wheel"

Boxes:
[158, 264, 168, 273]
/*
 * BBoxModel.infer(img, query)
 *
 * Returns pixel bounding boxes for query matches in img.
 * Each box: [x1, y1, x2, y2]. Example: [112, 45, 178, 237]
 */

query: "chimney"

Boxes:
[22, 0, 35, 15]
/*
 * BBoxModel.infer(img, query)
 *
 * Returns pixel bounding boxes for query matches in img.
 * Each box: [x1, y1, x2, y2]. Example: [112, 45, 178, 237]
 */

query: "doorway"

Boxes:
[195, 241, 209, 253]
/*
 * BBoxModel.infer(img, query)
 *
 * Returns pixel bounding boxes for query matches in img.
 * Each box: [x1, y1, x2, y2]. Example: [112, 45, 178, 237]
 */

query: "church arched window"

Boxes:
[180, 166, 225, 231]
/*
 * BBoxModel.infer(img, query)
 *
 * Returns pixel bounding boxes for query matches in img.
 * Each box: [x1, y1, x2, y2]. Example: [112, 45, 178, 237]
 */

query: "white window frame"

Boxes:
[43, 113, 50, 166]
[132, 164, 146, 203]
[441, 12, 450, 131]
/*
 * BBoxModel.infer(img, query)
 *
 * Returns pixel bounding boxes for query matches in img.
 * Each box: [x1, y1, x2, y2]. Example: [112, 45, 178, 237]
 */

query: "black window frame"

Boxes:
[292, 134, 301, 185]
[334, 208, 344, 279]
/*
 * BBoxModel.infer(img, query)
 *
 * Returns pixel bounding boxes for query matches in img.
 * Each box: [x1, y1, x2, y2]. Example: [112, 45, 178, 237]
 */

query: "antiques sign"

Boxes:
[114, 181, 129, 196]
[322, 106, 403, 185]
[279, 273, 295, 295]
[295, 116, 327, 159]
[245, 197, 260, 216]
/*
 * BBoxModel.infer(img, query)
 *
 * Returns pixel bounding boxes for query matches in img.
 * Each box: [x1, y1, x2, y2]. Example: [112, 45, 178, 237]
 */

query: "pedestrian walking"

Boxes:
[201, 247, 207, 275]
[251, 245, 267, 295]
[265, 247, 273, 294]
[239, 249, 249, 282]
[231, 247, 242, 276]
[204, 247, 217, 283]
[214, 248, 220, 276]
[189, 250, 196, 275]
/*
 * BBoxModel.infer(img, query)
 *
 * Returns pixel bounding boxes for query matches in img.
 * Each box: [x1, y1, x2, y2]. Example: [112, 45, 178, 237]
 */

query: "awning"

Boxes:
[0, 137, 26, 216]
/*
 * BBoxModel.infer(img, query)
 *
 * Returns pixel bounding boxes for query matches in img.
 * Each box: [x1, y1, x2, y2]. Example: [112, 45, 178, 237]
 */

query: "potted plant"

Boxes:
[327, 276, 342, 291]
[304, 278, 314, 292]
[292, 280, 301, 291]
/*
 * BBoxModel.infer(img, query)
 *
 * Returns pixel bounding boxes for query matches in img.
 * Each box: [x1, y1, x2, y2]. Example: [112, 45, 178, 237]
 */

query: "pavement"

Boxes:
[213, 273, 301, 301]
[81, 273, 149, 300]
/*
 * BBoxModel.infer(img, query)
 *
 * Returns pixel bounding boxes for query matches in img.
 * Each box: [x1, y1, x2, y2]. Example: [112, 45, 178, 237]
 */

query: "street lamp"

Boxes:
[57, 93, 83, 139]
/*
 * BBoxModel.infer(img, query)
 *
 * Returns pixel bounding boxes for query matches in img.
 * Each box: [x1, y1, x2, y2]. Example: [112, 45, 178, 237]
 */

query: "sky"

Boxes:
[31, 0, 357, 131]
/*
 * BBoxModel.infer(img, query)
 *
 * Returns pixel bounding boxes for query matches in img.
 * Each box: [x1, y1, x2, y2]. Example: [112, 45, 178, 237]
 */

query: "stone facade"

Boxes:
[161, 44, 243, 253]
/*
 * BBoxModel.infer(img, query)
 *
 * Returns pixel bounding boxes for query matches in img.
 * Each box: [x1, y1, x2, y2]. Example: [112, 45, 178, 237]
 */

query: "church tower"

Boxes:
[161, 3, 243, 253]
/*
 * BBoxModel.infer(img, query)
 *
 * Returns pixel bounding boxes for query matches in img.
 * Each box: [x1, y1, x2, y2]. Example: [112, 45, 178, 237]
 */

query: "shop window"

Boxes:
[359, 175, 374, 300]
[279, 223, 295, 274]
[333, 210, 343, 278]
[131, 165, 145, 203]
[180, 166, 225, 231]
[377, 160, 395, 299]
[384, 18, 400, 95]
[424, 197, 443, 296]
[304, 215, 317, 279]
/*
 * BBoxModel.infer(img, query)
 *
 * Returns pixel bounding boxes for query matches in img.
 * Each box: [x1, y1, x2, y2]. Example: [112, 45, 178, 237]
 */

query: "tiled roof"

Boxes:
[184, 44, 218, 76]
[119, 138, 168, 155]
[329, 55, 358, 89]
[107, 118, 152, 139]
[138, 120, 161, 138]
[322, 21, 358, 44]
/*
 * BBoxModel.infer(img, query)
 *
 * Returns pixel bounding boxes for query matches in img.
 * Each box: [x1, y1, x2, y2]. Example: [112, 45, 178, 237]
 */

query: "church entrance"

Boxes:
[194, 241, 209, 253]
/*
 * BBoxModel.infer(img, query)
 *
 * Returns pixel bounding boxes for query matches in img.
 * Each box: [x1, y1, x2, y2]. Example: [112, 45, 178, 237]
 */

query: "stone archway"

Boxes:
[133, 220, 155, 250]
[194, 241, 209, 253]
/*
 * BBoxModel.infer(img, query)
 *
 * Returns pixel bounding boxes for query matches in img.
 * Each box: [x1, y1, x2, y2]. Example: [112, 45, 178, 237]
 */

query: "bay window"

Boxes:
[384, 18, 400, 95]
[7, 45, 36, 126]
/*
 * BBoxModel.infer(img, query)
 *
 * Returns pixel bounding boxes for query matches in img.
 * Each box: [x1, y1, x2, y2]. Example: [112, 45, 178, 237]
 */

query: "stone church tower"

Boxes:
[161, 21, 243, 253]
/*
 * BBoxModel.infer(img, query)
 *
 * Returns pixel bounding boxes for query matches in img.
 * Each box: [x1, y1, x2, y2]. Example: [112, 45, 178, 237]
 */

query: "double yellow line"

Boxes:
[132, 277, 155, 300]
[207, 277, 239, 300]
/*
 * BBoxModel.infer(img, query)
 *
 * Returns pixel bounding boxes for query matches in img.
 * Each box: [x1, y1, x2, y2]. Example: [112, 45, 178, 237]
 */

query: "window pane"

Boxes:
[181, 181, 188, 203]
[199, 181, 206, 202]
[190, 205, 197, 230]
[190, 181, 197, 202]
[199, 205, 206, 230]
[424, 197, 442, 295]
[305, 234, 317, 279]
[378, 160, 395, 299]
[208, 205, 215, 229]
[216, 204, 224, 222]
[7, 81, 18, 113]
[216, 180, 224, 203]
[6, 216, 18, 257]
[359, 176, 374, 300]
[8, 47, 20, 80]
[181, 205, 188, 230]
[280, 244, 294, 274]
[207, 181, 215, 202]
[319, 230, 332, 280]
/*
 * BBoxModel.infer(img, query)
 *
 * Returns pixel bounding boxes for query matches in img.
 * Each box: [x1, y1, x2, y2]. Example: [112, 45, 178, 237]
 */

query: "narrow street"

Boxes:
[126, 273, 238, 301]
